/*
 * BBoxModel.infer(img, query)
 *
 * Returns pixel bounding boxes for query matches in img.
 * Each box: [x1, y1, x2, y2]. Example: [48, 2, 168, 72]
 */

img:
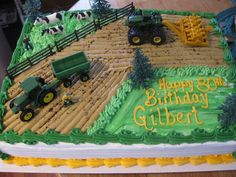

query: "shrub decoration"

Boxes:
[23, 0, 42, 21]
[218, 94, 236, 128]
[91, 0, 111, 18]
[129, 48, 155, 89]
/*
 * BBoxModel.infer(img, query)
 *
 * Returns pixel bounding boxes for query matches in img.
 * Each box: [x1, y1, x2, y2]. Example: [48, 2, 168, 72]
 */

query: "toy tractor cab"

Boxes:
[9, 77, 57, 122]
[125, 9, 166, 45]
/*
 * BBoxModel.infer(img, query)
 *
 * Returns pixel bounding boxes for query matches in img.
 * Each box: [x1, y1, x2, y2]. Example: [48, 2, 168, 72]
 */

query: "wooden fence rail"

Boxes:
[6, 2, 134, 80]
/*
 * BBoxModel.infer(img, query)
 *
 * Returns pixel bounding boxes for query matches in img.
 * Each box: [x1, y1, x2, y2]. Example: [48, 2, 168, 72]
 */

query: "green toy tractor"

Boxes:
[125, 9, 166, 45]
[9, 77, 57, 122]
[9, 51, 91, 122]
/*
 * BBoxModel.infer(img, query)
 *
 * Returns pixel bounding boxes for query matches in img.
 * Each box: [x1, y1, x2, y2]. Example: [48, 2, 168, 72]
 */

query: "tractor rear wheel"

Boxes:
[20, 108, 34, 122]
[38, 89, 57, 106]
[80, 73, 90, 82]
[128, 27, 143, 45]
[150, 27, 166, 45]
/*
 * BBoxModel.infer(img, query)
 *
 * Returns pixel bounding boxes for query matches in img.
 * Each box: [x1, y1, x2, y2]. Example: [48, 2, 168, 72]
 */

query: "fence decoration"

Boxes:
[6, 3, 134, 80]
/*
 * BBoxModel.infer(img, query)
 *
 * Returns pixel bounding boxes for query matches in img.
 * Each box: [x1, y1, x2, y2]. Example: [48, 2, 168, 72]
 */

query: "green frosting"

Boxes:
[191, 128, 215, 142]
[88, 80, 132, 135]
[0, 151, 10, 160]
[118, 130, 143, 145]
[105, 66, 234, 138]
[233, 152, 236, 159]
[215, 128, 235, 141]
[1, 9, 236, 146]
[0, 126, 236, 145]
[8, 12, 92, 66]
[0, 77, 12, 132]
[208, 18, 223, 35]
[142, 9, 215, 19]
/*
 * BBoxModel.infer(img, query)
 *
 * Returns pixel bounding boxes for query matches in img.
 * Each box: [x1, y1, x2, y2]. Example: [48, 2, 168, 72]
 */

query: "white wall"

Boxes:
[0, 27, 12, 86]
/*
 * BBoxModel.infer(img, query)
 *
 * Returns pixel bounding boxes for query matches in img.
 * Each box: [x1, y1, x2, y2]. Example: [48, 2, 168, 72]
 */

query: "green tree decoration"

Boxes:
[218, 94, 236, 128]
[129, 48, 155, 89]
[23, 0, 42, 21]
[91, 0, 111, 18]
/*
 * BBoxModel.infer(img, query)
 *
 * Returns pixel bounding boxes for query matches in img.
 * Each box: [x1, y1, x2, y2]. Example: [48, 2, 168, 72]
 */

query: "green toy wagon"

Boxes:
[51, 51, 90, 87]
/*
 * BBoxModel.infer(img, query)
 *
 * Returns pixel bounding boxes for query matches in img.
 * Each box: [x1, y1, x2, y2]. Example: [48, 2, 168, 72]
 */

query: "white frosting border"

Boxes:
[1, 141, 236, 159]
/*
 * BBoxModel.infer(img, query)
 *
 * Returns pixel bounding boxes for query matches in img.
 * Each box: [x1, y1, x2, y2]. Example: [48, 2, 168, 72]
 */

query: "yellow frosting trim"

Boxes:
[2, 154, 235, 168]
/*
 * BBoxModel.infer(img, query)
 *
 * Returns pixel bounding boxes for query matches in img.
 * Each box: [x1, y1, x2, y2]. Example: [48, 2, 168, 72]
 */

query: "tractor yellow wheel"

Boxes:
[38, 89, 57, 106]
[24, 112, 33, 121]
[20, 108, 34, 122]
[132, 36, 141, 44]
[43, 92, 55, 104]
[153, 36, 162, 44]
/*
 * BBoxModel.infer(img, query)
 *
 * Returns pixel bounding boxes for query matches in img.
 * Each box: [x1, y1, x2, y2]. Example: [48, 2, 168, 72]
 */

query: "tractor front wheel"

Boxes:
[150, 27, 166, 45]
[128, 27, 143, 45]
[20, 108, 34, 122]
[38, 89, 57, 106]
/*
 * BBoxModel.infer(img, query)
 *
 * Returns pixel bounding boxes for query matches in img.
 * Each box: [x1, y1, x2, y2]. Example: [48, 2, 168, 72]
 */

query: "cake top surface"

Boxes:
[0, 4, 236, 145]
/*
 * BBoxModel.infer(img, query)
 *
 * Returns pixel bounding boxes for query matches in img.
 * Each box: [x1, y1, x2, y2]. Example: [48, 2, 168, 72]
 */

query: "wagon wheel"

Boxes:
[20, 108, 35, 122]
[38, 89, 57, 106]
[80, 74, 90, 82]
[63, 79, 72, 88]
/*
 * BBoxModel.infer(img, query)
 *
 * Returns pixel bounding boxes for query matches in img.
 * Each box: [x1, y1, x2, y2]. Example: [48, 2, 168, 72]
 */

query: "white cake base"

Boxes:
[1, 141, 236, 159]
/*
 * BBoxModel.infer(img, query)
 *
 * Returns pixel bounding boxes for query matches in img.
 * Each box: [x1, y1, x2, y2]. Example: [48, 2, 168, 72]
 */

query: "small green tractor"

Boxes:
[125, 9, 166, 45]
[9, 52, 90, 122]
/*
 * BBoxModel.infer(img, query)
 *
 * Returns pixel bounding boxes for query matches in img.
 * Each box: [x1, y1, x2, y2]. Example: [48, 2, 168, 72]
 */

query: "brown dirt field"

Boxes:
[3, 15, 225, 135]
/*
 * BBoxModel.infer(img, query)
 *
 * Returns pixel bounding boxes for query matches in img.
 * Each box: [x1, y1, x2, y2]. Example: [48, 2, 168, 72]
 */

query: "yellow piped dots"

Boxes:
[221, 154, 235, 164]
[87, 159, 104, 167]
[2, 154, 236, 168]
[66, 159, 87, 168]
[104, 158, 121, 167]
[189, 156, 206, 165]
[14, 157, 29, 166]
[155, 157, 173, 166]
[173, 157, 189, 166]
[47, 158, 66, 167]
[137, 158, 155, 167]
[120, 158, 137, 167]
[205, 155, 223, 164]
[28, 158, 45, 166]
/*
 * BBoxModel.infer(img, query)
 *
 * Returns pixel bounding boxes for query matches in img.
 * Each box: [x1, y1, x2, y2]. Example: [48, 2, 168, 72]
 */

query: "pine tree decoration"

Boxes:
[23, 0, 42, 21]
[129, 48, 155, 89]
[218, 94, 236, 128]
[91, 0, 111, 18]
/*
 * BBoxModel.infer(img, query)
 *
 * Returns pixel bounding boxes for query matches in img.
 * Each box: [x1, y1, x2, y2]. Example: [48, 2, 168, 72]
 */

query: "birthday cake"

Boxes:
[0, 3, 236, 168]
